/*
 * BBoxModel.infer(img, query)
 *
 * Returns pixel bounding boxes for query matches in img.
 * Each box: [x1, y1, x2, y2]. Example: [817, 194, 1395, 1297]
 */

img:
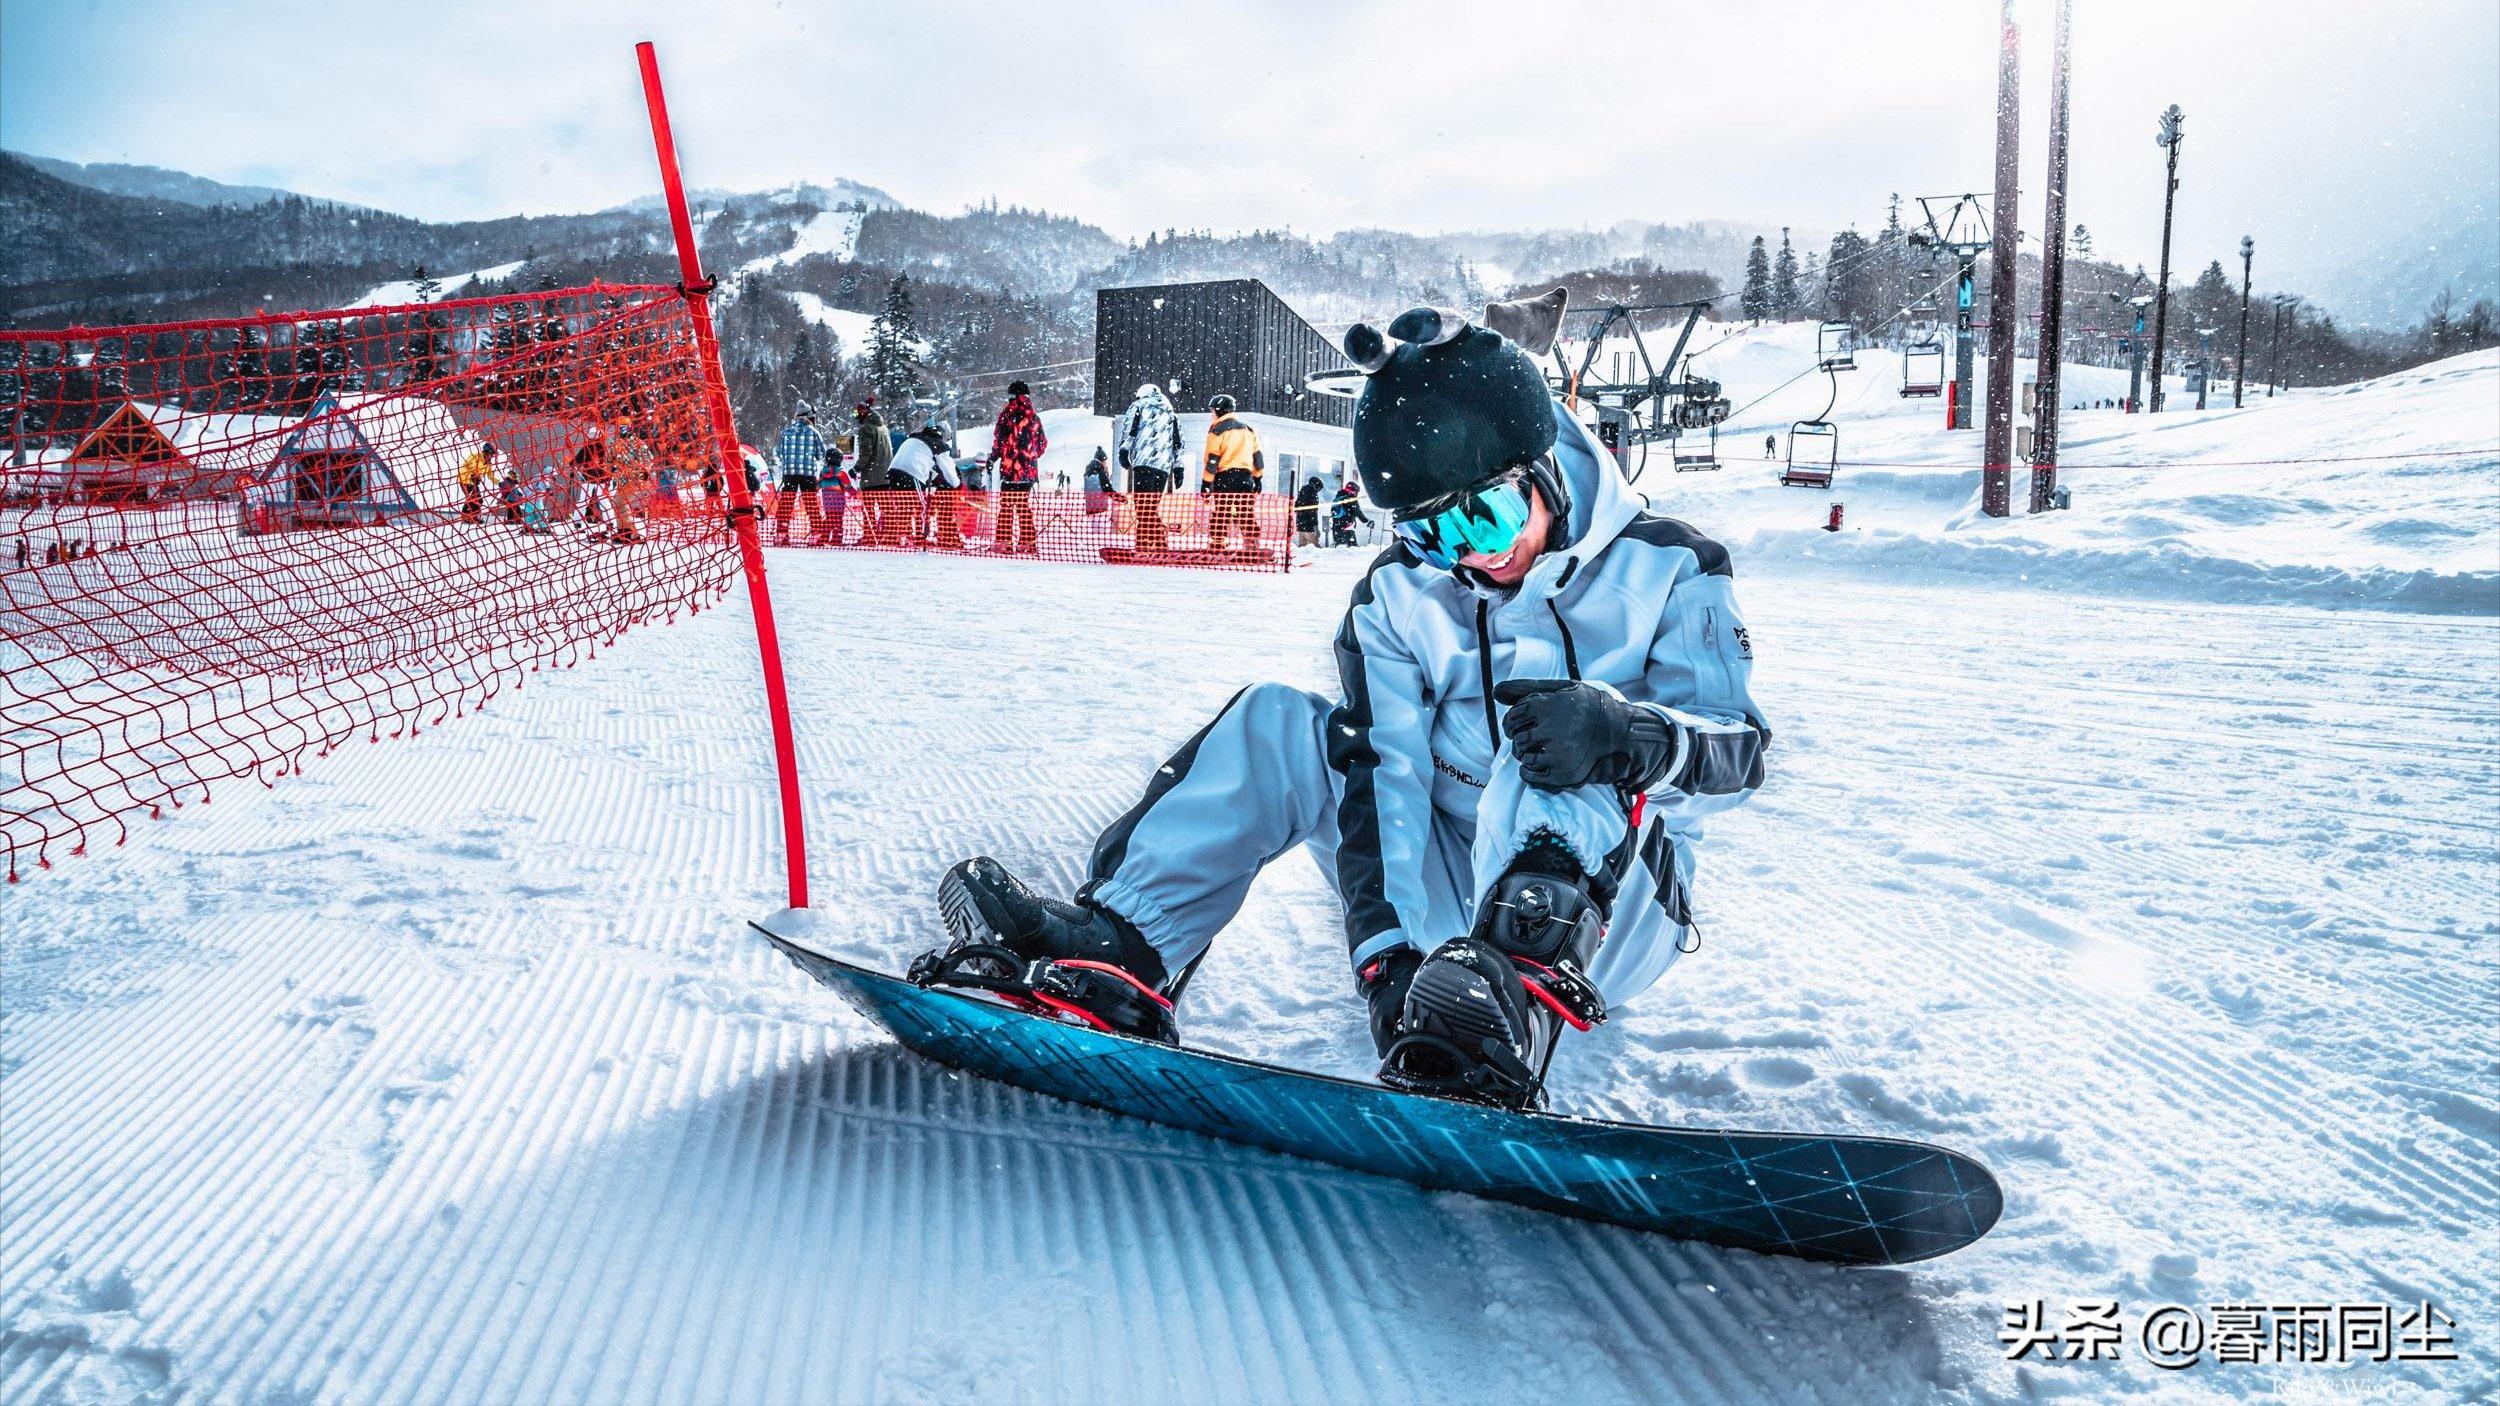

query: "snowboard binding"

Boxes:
[1378, 842, 1609, 1111]
[909, 942, 1178, 1045]
[917, 857, 1179, 1044]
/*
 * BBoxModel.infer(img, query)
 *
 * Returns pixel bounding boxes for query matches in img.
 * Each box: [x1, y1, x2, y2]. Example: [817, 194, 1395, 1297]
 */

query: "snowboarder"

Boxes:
[773, 402, 828, 544]
[1201, 394, 1264, 553]
[1114, 383, 1184, 555]
[990, 381, 1047, 556]
[926, 293, 1770, 1109]
[1293, 475, 1324, 548]
[1329, 479, 1365, 547]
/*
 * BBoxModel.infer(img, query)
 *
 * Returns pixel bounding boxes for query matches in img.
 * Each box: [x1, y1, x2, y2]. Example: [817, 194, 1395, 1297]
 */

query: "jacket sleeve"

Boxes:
[1250, 432, 1264, 481]
[1327, 567, 1440, 972]
[1631, 569, 1770, 823]
[1113, 411, 1132, 469]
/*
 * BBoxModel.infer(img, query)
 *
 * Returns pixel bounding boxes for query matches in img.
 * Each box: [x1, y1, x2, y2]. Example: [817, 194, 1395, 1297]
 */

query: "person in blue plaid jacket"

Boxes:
[774, 402, 830, 544]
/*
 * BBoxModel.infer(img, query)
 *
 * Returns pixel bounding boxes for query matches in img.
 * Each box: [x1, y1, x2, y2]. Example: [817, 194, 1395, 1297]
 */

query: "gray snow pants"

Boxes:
[1078, 682, 1690, 1005]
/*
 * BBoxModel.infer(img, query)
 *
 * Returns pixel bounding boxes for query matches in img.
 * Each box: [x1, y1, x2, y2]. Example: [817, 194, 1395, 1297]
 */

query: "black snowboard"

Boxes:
[757, 923, 2003, 1265]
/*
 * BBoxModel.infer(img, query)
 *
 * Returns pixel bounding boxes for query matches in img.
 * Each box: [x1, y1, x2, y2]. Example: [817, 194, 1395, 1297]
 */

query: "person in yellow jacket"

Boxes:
[1201, 394, 1265, 552]
[457, 443, 500, 524]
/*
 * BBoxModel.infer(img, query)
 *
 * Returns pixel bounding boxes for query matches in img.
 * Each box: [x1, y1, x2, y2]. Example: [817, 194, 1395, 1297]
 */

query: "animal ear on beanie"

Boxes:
[1385, 306, 1468, 347]
[1482, 287, 1569, 356]
[1344, 323, 1392, 373]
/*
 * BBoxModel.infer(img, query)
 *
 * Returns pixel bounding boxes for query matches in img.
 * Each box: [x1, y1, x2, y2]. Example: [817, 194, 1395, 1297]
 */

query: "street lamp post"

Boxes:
[2149, 104, 2184, 412]
[2235, 235, 2254, 408]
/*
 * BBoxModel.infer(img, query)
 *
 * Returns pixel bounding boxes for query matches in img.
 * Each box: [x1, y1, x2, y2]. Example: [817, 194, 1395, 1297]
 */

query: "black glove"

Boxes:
[1358, 946, 1423, 1057]
[1493, 679, 1678, 793]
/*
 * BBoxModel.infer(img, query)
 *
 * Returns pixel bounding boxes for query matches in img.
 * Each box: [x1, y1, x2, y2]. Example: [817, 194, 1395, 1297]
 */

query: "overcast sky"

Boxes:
[5, 0, 2493, 309]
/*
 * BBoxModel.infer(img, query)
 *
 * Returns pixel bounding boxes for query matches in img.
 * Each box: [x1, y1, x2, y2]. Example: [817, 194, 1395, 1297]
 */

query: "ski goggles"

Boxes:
[1391, 467, 1536, 570]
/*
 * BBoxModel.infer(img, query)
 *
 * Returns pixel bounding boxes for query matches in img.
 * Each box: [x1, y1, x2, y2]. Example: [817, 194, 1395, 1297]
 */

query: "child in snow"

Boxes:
[925, 291, 1769, 1109]
[1329, 479, 1365, 547]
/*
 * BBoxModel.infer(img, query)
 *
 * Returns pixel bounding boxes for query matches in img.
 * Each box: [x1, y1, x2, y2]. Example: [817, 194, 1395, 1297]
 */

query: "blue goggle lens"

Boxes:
[1393, 479, 1533, 569]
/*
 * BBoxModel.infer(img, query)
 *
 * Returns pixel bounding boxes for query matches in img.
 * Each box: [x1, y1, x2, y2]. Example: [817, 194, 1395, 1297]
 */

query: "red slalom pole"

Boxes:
[637, 41, 810, 909]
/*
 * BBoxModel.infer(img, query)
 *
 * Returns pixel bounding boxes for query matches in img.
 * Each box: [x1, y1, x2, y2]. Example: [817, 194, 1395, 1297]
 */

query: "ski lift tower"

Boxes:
[1908, 193, 1992, 430]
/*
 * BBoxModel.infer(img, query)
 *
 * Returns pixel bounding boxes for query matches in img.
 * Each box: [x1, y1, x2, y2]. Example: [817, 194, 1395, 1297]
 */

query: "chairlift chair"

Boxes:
[1815, 321, 1858, 372]
[1671, 422, 1721, 472]
[1899, 341, 1946, 398]
[1781, 419, 1839, 489]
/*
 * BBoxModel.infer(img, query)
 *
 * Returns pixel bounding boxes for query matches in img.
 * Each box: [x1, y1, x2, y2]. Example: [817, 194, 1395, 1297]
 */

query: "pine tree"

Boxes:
[1772, 228, 1800, 320]
[1741, 236, 1772, 322]
[411, 265, 442, 303]
[1823, 229, 1873, 327]
[868, 275, 919, 410]
[2072, 225, 2094, 261]
[787, 328, 827, 415]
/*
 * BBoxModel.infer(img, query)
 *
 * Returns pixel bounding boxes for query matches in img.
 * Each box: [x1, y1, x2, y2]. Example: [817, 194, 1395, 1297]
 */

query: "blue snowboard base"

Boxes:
[759, 924, 2002, 1265]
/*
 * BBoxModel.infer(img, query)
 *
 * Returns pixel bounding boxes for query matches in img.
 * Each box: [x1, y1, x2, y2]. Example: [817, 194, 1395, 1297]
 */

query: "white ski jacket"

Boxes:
[1329, 399, 1769, 1003]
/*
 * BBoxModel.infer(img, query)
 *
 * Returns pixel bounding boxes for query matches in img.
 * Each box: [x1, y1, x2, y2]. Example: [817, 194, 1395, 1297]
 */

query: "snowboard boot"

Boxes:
[1377, 838, 1610, 1109]
[919, 856, 1178, 1043]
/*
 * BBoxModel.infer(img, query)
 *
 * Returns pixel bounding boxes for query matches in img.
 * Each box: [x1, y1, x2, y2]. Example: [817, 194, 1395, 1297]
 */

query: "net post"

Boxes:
[636, 41, 811, 910]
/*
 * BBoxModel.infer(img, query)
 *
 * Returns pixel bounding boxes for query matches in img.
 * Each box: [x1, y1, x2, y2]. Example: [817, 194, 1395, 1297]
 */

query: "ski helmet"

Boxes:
[1209, 393, 1237, 415]
[1343, 306, 1557, 518]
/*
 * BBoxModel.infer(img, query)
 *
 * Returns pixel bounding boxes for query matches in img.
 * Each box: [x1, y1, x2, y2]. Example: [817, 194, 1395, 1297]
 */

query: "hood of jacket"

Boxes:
[1451, 399, 1643, 607]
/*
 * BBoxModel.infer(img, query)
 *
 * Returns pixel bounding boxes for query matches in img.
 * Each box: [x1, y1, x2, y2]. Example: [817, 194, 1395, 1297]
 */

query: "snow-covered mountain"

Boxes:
[3, 150, 366, 211]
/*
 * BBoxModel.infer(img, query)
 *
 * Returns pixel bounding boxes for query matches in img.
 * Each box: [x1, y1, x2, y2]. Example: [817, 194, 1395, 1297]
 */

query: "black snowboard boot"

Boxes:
[922, 856, 1178, 1043]
[1377, 839, 1609, 1109]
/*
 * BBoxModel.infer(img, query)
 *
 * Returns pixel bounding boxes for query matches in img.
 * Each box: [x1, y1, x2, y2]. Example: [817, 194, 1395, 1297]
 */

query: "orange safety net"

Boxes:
[2, 284, 744, 880]
[763, 488, 1296, 571]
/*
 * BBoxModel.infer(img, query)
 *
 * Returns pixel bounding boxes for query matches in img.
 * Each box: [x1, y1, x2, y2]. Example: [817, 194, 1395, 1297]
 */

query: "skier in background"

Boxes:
[1293, 474, 1323, 549]
[924, 294, 1769, 1110]
[990, 380, 1047, 556]
[1113, 382, 1184, 556]
[457, 442, 499, 524]
[817, 447, 854, 546]
[891, 422, 959, 548]
[571, 431, 640, 545]
[849, 397, 893, 546]
[1200, 393, 1264, 554]
[1329, 478, 1364, 547]
[1764, 433, 1778, 459]
[773, 402, 827, 545]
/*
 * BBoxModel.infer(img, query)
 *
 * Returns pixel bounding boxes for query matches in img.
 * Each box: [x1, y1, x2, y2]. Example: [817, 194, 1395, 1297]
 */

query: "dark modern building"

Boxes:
[1092, 279, 1352, 428]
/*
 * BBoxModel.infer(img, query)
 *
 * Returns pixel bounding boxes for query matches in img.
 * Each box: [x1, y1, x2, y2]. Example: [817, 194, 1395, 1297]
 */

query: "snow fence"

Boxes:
[2, 284, 746, 880]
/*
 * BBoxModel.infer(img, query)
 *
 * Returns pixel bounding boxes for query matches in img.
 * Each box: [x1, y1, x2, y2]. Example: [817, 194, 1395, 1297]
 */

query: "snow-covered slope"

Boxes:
[347, 261, 527, 308]
[4, 544, 2489, 1404]
[1647, 330, 2499, 611]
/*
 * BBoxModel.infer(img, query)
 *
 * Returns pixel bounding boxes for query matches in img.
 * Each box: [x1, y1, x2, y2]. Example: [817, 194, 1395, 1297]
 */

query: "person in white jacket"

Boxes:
[1112, 383, 1184, 554]
[923, 292, 1768, 1110]
[889, 424, 957, 546]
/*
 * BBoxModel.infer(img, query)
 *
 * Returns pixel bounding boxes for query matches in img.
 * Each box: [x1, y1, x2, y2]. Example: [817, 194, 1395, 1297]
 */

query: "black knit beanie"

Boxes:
[1344, 306, 1557, 517]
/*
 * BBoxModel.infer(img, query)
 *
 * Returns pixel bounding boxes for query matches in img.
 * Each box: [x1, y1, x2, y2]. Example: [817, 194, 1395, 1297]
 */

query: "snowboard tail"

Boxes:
[759, 925, 2001, 1265]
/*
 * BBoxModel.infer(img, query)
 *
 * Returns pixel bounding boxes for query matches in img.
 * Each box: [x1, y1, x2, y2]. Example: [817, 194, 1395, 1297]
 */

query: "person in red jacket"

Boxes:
[990, 380, 1048, 556]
